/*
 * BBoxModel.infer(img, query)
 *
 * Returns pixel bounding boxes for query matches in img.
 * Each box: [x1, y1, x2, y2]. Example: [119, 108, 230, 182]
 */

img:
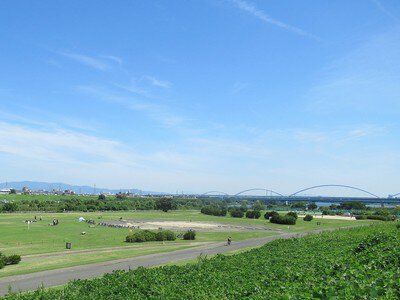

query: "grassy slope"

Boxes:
[4, 223, 399, 299]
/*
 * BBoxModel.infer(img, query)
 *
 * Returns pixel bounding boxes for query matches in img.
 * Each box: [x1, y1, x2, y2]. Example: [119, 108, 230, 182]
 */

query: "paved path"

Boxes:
[0, 232, 301, 296]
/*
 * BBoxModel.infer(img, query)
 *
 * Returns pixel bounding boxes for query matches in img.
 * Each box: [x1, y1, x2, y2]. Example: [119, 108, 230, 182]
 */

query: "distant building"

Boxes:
[22, 186, 31, 194]
[0, 188, 11, 194]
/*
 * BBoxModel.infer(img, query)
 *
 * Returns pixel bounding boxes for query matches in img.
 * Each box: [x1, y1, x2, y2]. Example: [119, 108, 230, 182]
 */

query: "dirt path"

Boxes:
[21, 241, 208, 262]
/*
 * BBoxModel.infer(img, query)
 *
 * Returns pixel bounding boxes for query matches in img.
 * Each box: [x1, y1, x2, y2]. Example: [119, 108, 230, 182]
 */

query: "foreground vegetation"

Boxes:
[4, 223, 399, 299]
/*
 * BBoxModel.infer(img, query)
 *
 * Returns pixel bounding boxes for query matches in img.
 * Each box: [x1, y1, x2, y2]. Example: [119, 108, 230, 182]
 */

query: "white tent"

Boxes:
[78, 217, 85, 222]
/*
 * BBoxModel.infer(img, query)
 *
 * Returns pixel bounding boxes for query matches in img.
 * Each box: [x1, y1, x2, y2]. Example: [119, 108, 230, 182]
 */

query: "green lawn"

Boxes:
[0, 210, 373, 278]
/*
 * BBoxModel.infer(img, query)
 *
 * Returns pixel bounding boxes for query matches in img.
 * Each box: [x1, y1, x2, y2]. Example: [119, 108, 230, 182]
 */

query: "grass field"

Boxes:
[0, 210, 373, 278]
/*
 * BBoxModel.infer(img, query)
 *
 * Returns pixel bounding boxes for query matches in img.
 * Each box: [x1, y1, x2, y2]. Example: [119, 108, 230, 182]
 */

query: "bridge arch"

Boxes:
[234, 188, 284, 197]
[200, 191, 230, 196]
[289, 184, 379, 198]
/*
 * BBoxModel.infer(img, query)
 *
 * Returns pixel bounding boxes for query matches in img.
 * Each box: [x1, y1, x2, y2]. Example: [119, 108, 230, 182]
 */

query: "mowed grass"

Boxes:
[0, 210, 373, 278]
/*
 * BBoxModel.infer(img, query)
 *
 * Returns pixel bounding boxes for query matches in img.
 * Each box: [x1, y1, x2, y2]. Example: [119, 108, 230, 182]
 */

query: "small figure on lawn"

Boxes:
[227, 236, 232, 246]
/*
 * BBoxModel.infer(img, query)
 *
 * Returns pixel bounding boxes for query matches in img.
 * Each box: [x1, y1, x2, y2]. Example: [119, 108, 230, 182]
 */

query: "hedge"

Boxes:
[264, 211, 279, 220]
[126, 230, 176, 243]
[270, 214, 296, 225]
[183, 230, 196, 240]
[245, 210, 261, 219]
[303, 214, 313, 222]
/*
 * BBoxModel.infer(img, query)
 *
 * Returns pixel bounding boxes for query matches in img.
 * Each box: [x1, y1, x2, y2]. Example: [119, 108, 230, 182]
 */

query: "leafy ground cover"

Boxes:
[4, 223, 399, 299]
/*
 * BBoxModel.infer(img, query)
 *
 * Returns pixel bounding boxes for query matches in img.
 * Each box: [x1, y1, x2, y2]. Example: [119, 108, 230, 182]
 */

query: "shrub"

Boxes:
[303, 214, 313, 222]
[264, 211, 279, 220]
[286, 212, 298, 219]
[5, 254, 21, 265]
[396, 223, 400, 229]
[155, 230, 176, 241]
[355, 215, 394, 221]
[0, 253, 21, 268]
[245, 210, 261, 219]
[270, 214, 296, 225]
[2, 202, 18, 212]
[201, 205, 227, 217]
[367, 215, 394, 221]
[126, 230, 161, 243]
[183, 230, 196, 240]
[230, 208, 244, 218]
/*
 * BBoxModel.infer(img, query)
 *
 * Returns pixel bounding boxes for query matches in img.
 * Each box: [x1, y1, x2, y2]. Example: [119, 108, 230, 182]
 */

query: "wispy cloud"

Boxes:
[58, 51, 122, 71]
[76, 85, 184, 128]
[306, 29, 400, 114]
[100, 55, 123, 66]
[371, 0, 400, 22]
[143, 75, 172, 88]
[230, 0, 320, 40]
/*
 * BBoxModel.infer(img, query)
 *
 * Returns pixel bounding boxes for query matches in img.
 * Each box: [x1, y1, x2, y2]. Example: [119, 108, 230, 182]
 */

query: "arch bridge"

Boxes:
[289, 184, 379, 198]
[234, 188, 284, 197]
[200, 191, 230, 196]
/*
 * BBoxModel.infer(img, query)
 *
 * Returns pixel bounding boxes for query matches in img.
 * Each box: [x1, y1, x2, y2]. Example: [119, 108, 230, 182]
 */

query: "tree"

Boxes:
[155, 197, 174, 212]
[252, 200, 265, 211]
[98, 194, 106, 200]
[230, 208, 244, 218]
[245, 210, 261, 219]
[291, 202, 306, 210]
[307, 203, 317, 210]
[240, 200, 248, 212]
[3, 202, 18, 212]
[9, 189, 16, 194]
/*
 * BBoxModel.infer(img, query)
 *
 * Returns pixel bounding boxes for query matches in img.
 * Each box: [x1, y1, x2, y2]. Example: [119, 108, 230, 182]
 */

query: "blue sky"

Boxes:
[0, 0, 399, 196]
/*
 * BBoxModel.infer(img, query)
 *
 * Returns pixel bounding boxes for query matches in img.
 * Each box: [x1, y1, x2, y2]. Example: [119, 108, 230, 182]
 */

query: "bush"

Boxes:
[245, 210, 261, 219]
[396, 223, 400, 229]
[0, 253, 21, 269]
[126, 229, 176, 243]
[5, 254, 21, 265]
[155, 230, 176, 241]
[230, 208, 244, 218]
[355, 215, 394, 221]
[2, 202, 18, 212]
[264, 211, 279, 220]
[286, 212, 298, 219]
[183, 230, 196, 240]
[303, 214, 313, 222]
[201, 205, 227, 217]
[270, 214, 296, 225]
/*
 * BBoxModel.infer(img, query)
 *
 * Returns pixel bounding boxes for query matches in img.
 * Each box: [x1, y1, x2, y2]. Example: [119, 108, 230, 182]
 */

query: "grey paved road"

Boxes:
[0, 232, 301, 296]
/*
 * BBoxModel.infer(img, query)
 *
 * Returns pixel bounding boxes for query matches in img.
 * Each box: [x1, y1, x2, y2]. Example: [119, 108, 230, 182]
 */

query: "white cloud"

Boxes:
[100, 55, 123, 65]
[370, 0, 400, 22]
[60, 52, 109, 71]
[76, 85, 185, 128]
[230, 0, 320, 40]
[143, 76, 172, 88]
[306, 29, 400, 114]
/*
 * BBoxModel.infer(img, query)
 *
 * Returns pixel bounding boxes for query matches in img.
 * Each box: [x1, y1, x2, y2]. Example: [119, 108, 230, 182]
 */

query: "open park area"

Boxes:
[0, 209, 373, 281]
